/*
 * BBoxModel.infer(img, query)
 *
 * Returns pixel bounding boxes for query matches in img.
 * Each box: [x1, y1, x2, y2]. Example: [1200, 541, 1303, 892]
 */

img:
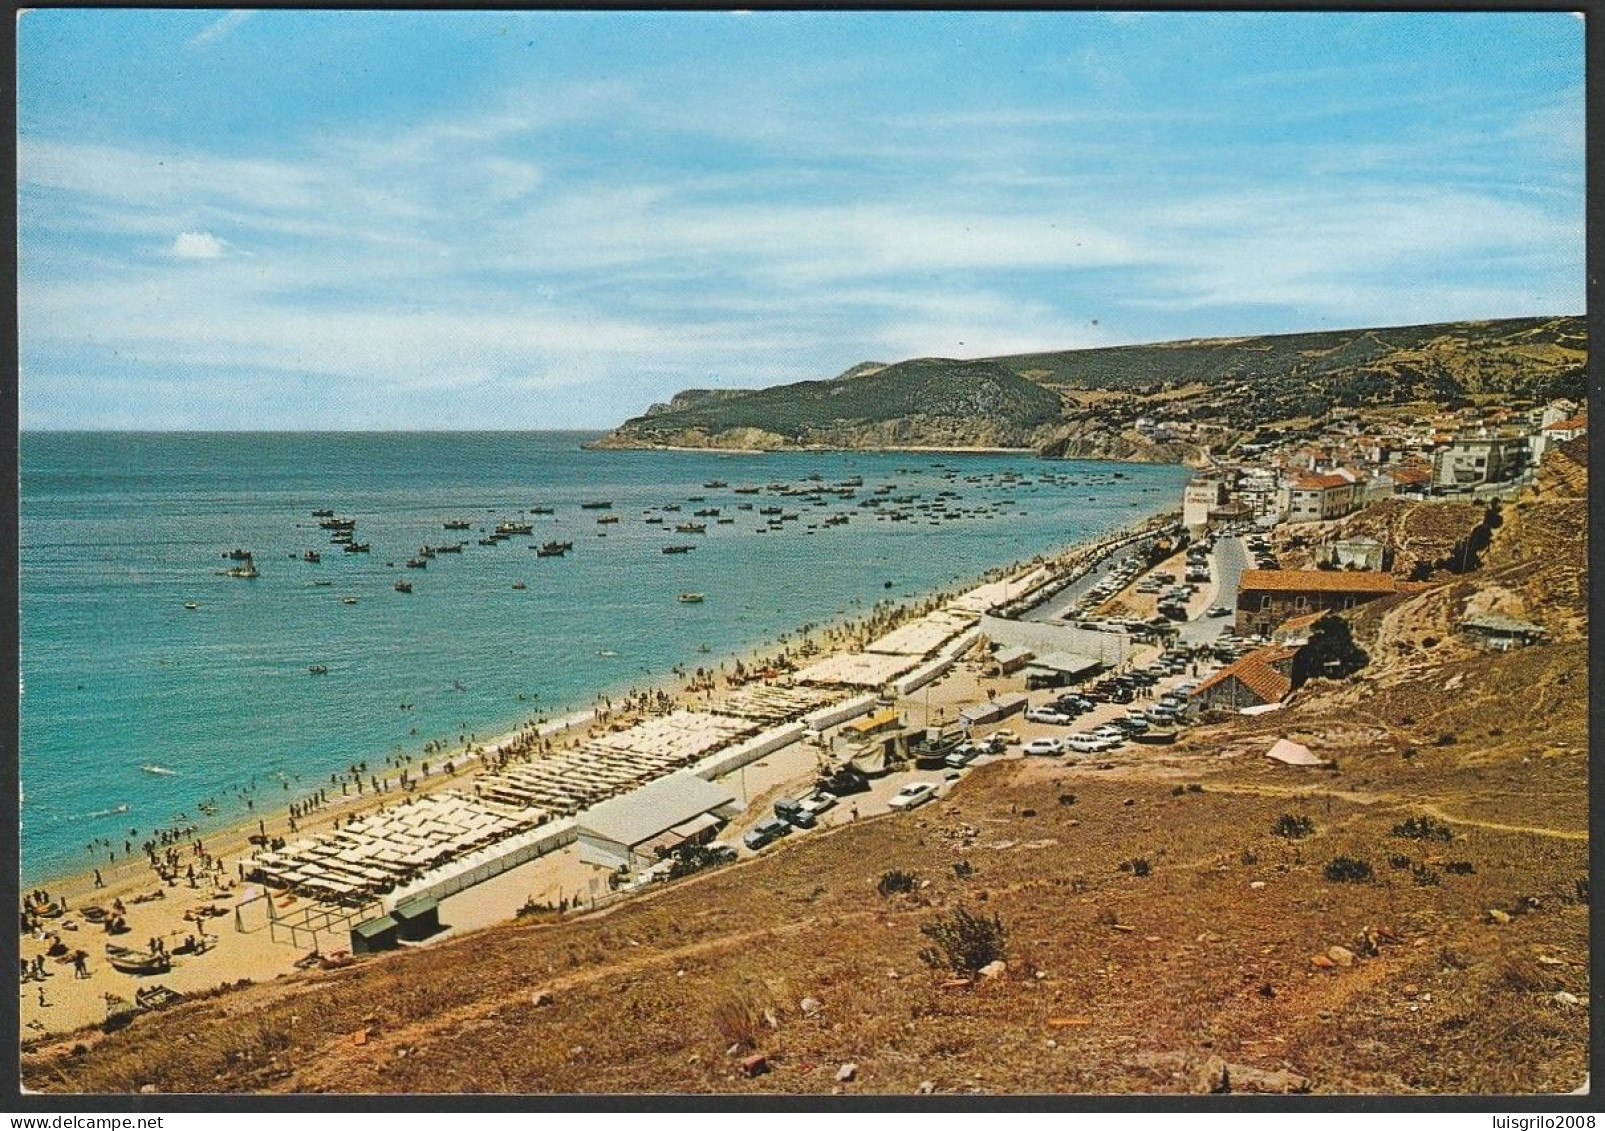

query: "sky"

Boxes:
[17, 10, 1586, 430]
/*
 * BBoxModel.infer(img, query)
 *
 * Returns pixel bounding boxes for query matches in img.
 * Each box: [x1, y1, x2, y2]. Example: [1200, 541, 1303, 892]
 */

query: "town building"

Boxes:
[1235, 569, 1401, 636]
[1189, 644, 1299, 712]
[1183, 476, 1227, 530]
[1432, 436, 1529, 490]
[1285, 473, 1359, 523]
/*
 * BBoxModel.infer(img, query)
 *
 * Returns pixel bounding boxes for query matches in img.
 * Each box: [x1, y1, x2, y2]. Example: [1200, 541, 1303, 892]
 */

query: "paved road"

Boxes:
[1019, 538, 1154, 624]
[1178, 535, 1248, 647]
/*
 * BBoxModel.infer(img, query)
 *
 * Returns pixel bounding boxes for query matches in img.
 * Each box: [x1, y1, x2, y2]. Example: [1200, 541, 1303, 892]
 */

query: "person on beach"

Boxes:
[93, 869, 103, 889]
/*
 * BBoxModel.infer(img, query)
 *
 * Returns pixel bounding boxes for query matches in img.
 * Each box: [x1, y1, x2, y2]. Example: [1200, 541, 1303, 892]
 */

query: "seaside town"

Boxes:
[19, 385, 1589, 1095]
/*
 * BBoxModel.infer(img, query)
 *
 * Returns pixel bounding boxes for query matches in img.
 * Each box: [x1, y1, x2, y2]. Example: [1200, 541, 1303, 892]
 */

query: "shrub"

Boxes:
[1443, 860, 1476, 875]
[1058, 793, 1077, 807]
[710, 992, 764, 1051]
[1388, 854, 1413, 870]
[1119, 857, 1153, 877]
[1435, 733, 1457, 746]
[1291, 616, 1370, 688]
[877, 869, 916, 897]
[1272, 813, 1315, 840]
[918, 907, 1008, 973]
[1392, 815, 1453, 841]
[1411, 863, 1441, 886]
[1325, 856, 1373, 883]
[952, 860, 975, 879]
[1187, 783, 1204, 793]
[1172, 785, 1186, 797]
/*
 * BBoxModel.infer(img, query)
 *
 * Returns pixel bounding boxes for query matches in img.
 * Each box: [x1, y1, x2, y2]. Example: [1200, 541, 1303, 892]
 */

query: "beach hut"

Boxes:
[390, 896, 441, 942]
[574, 772, 739, 873]
[350, 913, 401, 954]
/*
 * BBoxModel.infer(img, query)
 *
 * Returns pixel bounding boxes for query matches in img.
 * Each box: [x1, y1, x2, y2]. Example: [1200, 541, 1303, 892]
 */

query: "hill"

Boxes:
[592, 315, 1585, 455]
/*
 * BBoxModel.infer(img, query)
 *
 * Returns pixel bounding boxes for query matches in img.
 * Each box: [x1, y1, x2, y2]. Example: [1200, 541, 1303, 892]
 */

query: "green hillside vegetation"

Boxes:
[621, 358, 1062, 442]
[599, 315, 1585, 453]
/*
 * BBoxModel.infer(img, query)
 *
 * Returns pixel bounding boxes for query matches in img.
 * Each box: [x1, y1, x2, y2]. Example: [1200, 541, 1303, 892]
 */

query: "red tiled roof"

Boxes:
[1191, 645, 1298, 705]
[1544, 416, 1587, 432]
[1291, 474, 1353, 491]
[1392, 467, 1432, 485]
[1238, 569, 1399, 595]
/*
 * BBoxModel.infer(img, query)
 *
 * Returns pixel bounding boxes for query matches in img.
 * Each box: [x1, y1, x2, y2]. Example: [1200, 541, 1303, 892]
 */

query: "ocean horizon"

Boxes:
[18, 430, 1189, 884]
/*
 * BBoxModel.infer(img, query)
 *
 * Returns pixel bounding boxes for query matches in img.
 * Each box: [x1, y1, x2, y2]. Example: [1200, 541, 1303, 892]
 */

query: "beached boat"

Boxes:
[1132, 727, 1179, 745]
[394, 581, 413, 593]
[678, 593, 705, 604]
[105, 944, 171, 976]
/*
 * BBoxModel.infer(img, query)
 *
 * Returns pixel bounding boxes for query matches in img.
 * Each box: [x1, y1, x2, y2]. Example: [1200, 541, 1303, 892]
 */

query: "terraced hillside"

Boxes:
[593, 315, 1585, 454]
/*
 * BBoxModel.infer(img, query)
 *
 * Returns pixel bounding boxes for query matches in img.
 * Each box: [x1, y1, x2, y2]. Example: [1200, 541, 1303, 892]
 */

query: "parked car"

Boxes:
[743, 818, 793, 850]
[888, 781, 938, 811]
[1208, 605, 1233, 618]
[1115, 714, 1150, 733]
[703, 841, 739, 863]
[991, 728, 1019, 745]
[943, 746, 978, 769]
[1025, 706, 1074, 726]
[799, 789, 837, 818]
[1065, 732, 1113, 753]
[773, 797, 817, 829]
[1022, 737, 1065, 756]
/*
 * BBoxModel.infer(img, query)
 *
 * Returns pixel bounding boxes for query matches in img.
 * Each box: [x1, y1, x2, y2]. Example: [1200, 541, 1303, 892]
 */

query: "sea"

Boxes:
[18, 431, 1190, 884]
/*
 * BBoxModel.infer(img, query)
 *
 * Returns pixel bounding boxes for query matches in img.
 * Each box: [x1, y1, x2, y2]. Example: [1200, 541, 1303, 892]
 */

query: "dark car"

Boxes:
[773, 798, 817, 829]
[743, 818, 794, 851]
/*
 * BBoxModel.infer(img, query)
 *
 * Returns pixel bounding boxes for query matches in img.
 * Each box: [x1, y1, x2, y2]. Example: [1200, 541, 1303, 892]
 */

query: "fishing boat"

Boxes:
[343, 542, 371, 553]
[309, 664, 329, 675]
[579, 501, 613, 510]
[183, 602, 198, 610]
[224, 557, 259, 579]
[436, 542, 464, 553]
[674, 522, 706, 534]
[443, 520, 471, 530]
[495, 521, 534, 536]
[530, 506, 555, 515]
[703, 480, 728, 488]
[535, 546, 566, 558]
[223, 548, 253, 561]
[106, 944, 171, 976]
[405, 558, 428, 569]
[312, 580, 333, 588]
[303, 550, 321, 563]
[661, 544, 696, 554]
[539, 540, 573, 553]
[394, 581, 413, 594]
[341, 596, 358, 605]
[596, 514, 620, 525]
[511, 580, 527, 590]
[319, 517, 356, 531]
[693, 508, 720, 517]
[678, 593, 705, 604]
[478, 537, 500, 546]
[311, 508, 335, 518]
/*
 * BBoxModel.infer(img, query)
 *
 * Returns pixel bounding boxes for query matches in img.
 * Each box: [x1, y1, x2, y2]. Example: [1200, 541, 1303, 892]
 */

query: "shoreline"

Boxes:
[19, 502, 1179, 1039]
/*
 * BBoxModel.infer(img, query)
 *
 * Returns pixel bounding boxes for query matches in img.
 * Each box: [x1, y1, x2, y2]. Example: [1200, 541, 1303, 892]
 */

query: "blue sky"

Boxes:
[18, 10, 1585, 430]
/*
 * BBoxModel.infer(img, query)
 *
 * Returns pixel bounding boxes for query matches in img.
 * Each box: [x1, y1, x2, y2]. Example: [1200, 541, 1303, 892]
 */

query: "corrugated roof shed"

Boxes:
[576, 773, 735, 849]
[1028, 651, 1102, 675]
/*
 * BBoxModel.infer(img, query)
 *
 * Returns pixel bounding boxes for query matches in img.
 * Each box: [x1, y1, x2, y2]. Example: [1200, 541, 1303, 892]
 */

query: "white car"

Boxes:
[1025, 706, 1074, 726]
[1065, 732, 1115, 753]
[799, 789, 837, 818]
[1022, 737, 1065, 756]
[888, 782, 938, 811]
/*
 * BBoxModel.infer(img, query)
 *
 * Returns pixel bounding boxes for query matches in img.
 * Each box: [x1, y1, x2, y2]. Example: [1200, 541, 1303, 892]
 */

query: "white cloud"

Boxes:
[187, 10, 253, 48]
[168, 231, 227, 259]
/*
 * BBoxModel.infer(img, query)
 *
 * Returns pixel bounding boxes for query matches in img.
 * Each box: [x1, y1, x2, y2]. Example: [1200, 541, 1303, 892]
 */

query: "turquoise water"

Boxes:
[18, 432, 1188, 883]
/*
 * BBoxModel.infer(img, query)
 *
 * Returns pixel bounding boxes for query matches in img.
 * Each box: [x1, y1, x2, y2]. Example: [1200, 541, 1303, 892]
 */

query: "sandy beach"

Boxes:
[19, 509, 1177, 1042]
